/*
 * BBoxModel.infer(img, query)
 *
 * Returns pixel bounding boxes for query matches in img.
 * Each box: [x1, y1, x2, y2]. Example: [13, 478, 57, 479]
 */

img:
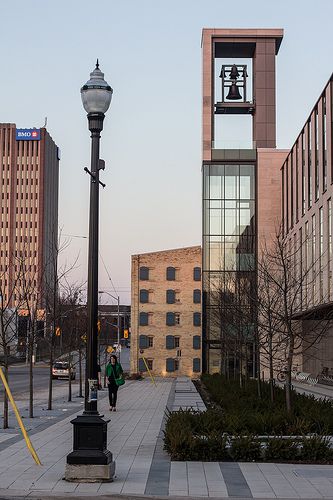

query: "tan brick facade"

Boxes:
[131, 246, 202, 378]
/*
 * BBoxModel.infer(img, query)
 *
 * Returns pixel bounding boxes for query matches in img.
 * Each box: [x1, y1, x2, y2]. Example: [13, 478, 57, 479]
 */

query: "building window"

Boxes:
[322, 96, 327, 192]
[139, 312, 149, 326]
[166, 358, 176, 372]
[193, 312, 201, 327]
[174, 336, 180, 348]
[148, 336, 154, 348]
[138, 358, 147, 372]
[282, 165, 285, 234]
[290, 154, 294, 227]
[166, 335, 175, 349]
[193, 335, 201, 349]
[139, 334, 148, 349]
[146, 359, 153, 370]
[166, 312, 175, 326]
[166, 289, 175, 304]
[315, 107, 319, 201]
[174, 359, 179, 371]
[319, 206, 324, 300]
[286, 158, 289, 230]
[166, 267, 176, 280]
[139, 266, 149, 280]
[175, 313, 180, 325]
[295, 144, 299, 223]
[140, 289, 149, 303]
[193, 289, 201, 304]
[193, 358, 201, 373]
[312, 213, 316, 303]
[308, 120, 312, 208]
[301, 132, 305, 215]
[328, 199, 332, 298]
[193, 267, 201, 281]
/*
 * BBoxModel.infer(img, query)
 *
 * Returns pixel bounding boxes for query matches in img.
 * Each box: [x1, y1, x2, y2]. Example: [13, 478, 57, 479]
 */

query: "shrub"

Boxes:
[265, 437, 300, 461]
[229, 435, 262, 462]
[299, 435, 333, 462]
[197, 432, 229, 461]
[200, 374, 333, 435]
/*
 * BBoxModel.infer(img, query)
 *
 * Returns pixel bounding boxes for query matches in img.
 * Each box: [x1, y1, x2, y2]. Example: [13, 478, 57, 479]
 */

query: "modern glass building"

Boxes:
[203, 162, 256, 374]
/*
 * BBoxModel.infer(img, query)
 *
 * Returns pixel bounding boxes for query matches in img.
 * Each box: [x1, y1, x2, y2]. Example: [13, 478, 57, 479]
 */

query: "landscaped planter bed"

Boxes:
[163, 374, 333, 462]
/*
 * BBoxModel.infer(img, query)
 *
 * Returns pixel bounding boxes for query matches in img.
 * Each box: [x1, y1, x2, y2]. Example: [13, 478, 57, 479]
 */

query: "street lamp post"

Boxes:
[66, 61, 115, 482]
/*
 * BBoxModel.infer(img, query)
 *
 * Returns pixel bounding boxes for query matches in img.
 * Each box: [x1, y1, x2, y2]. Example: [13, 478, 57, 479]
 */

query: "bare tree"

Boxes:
[15, 248, 40, 419]
[0, 266, 22, 428]
[41, 231, 80, 411]
[256, 225, 333, 412]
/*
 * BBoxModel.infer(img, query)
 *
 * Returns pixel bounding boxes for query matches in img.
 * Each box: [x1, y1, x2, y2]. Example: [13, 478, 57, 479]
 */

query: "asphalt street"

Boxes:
[0, 347, 130, 401]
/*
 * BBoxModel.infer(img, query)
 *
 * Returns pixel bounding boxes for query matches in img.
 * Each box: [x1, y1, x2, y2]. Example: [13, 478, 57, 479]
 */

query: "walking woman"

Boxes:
[106, 354, 124, 411]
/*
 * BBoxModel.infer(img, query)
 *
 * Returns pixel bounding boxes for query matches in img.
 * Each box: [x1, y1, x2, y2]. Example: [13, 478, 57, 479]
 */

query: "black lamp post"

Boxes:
[65, 61, 115, 481]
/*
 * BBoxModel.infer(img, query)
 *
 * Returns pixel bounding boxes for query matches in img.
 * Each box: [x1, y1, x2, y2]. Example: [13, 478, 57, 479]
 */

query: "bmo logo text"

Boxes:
[16, 129, 41, 141]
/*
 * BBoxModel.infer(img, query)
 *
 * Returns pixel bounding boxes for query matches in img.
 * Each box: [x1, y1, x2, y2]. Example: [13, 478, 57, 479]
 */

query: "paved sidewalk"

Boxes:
[0, 377, 333, 498]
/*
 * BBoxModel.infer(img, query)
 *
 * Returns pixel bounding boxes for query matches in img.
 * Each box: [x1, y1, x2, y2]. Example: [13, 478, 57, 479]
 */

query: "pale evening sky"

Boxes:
[1, 0, 332, 304]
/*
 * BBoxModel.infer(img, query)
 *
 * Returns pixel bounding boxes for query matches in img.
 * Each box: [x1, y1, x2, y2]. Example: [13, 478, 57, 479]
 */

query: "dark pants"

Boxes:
[108, 382, 118, 407]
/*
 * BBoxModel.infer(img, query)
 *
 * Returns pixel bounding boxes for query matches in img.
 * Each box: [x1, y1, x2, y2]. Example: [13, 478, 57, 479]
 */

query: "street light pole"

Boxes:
[66, 61, 115, 482]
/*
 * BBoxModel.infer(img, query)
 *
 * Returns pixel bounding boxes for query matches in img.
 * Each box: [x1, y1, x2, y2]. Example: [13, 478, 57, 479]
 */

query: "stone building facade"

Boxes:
[131, 246, 202, 378]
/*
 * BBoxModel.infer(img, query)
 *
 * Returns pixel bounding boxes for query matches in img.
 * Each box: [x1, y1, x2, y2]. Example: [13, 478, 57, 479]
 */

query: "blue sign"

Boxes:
[16, 129, 40, 141]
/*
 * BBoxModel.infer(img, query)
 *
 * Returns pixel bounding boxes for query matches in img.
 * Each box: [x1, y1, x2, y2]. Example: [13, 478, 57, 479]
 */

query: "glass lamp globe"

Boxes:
[81, 60, 113, 114]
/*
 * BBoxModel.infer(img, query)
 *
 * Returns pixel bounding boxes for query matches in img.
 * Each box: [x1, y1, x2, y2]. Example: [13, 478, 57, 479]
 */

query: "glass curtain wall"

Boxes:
[203, 163, 256, 375]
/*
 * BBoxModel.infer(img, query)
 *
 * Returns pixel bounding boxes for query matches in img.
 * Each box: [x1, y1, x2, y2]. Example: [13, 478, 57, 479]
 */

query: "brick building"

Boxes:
[0, 124, 59, 355]
[131, 246, 202, 377]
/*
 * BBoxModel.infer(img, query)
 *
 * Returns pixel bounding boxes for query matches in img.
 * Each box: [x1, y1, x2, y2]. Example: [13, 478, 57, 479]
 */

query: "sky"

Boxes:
[1, 0, 332, 305]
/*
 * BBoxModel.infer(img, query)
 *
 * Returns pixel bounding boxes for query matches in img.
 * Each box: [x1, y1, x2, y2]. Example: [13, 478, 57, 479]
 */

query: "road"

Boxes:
[0, 365, 72, 401]
[0, 347, 130, 401]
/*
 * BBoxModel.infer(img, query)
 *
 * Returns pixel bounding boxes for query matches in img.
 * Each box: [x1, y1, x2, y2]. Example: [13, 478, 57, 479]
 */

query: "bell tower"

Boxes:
[202, 29, 283, 158]
[201, 29, 284, 374]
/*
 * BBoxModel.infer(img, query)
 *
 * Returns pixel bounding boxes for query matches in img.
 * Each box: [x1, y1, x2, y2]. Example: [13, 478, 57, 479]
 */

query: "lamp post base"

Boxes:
[65, 462, 115, 482]
[65, 414, 115, 482]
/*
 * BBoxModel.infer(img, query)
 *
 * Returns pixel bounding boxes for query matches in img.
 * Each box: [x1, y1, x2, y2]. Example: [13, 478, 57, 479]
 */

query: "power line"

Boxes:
[62, 233, 88, 239]
[99, 251, 118, 297]
[60, 232, 123, 298]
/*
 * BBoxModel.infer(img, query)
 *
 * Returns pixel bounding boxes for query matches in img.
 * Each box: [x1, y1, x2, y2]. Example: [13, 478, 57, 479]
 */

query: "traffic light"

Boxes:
[55, 327, 61, 337]
[124, 329, 129, 339]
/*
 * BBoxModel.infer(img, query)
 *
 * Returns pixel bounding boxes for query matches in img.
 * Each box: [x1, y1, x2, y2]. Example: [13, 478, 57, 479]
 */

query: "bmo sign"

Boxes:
[16, 129, 41, 141]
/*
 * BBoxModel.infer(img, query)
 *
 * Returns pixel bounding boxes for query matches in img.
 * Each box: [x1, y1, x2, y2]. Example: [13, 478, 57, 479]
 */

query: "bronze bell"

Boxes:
[226, 83, 242, 100]
[229, 64, 239, 79]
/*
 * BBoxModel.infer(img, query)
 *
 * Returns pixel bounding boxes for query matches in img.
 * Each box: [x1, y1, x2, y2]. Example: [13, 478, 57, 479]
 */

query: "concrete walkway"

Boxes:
[0, 377, 333, 498]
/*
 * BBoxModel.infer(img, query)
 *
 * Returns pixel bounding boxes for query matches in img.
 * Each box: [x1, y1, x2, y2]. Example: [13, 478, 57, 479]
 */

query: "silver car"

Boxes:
[52, 361, 76, 380]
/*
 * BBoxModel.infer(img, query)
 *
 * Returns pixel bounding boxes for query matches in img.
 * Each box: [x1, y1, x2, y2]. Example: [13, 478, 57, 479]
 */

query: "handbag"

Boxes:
[115, 374, 125, 386]
[112, 366, 125, 387]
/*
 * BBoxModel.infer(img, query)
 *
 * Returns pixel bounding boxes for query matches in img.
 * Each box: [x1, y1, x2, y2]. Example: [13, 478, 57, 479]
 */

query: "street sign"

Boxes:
[107, 346, 114, 353]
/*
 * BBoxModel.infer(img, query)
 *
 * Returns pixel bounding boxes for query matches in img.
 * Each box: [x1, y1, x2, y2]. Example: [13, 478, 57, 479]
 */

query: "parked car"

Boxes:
[52, 361, 76, 380]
